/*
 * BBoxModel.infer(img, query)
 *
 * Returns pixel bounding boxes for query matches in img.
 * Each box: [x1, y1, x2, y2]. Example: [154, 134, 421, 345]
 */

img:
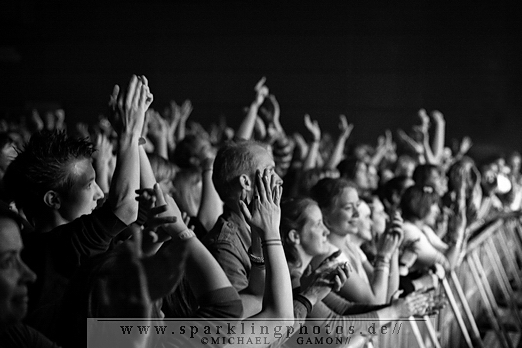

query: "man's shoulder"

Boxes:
[203, 215, 242, 248]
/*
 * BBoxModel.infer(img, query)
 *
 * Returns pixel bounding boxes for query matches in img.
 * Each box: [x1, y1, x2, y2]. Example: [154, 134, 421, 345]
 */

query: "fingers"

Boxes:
[153, 183, 167, 207]
[255, 76, 267, 92]
[125, 75, 138, 110]
[238, 200, 252, 223]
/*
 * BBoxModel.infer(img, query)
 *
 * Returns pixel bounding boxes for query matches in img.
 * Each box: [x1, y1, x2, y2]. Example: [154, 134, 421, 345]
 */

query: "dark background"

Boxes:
[1, 0, 521, 158]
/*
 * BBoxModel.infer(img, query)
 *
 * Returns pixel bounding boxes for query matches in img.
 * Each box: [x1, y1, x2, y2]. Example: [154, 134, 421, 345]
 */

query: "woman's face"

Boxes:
[299, 204, 331, 257]
[355, 201, 373, 242]
[323, 187, 360, 236]
[424, 203, 440, 227]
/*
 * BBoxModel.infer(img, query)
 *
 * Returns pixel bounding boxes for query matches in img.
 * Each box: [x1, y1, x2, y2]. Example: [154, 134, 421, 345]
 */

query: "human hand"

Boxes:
[253, 77, 269, 107]
[338, 115, 354, 139]
[416, 108, 430, 134]
[431, 110, 445, 124]
[301, 252, 351, 303]
[304, 114, 321, 142]
[397, 129, 424, 155]
[146, 109, 169, 142]
[179, 99, 193, 123]
[110, 75, 153, 137]
[390, 290, 430, 318]
[93, 133, 114, 164]
[238, 168, 282, 241]
[459, 136, 473, 155]
[55, 109, 66, 130]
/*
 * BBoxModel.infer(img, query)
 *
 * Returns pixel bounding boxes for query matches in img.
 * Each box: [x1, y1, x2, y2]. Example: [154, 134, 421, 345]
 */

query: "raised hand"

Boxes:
[397, 129, 424, 155]
[338, 114, 354, 139]
[416, 108, 430, 134]
[254, 77, 269, 107]
[459, 136, 473, 155]
[180, 99, 193, 123]
[238, 168, 282, 241]
[431, 110, 445, 124]
[304, 114, 321, 142]
[111, 75, 153, 136]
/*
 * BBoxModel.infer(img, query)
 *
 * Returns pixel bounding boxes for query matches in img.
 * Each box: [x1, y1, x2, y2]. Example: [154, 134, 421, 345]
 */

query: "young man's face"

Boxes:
[0, 217, 36, 324]
[58, 158, 104, 222]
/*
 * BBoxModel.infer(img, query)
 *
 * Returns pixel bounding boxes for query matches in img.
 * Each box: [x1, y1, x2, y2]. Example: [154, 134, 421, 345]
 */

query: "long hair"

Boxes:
[280, 197, 317, 268]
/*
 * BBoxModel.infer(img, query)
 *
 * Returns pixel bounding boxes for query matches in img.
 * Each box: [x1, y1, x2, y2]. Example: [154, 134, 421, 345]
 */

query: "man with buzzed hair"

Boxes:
[3, 75, 152, 316]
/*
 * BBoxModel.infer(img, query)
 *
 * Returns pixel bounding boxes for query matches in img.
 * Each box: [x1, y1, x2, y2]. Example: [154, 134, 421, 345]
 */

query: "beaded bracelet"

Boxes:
[248, 247, 265, 265]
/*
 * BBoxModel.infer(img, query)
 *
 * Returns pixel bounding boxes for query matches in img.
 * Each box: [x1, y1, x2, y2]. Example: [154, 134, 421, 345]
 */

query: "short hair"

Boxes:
[337, 157, 362, 181]
[310, 177, 357, 213]
[171, 134, 201, 169]
[3, 130, 95, 221]
[212, 140, 265, 202]
[412, 164, 440, 186]
[379, 175, 414, 207]
[148, 153, 177, 183]
[400, 185, 440, 222]
[280, 197, 317, 267]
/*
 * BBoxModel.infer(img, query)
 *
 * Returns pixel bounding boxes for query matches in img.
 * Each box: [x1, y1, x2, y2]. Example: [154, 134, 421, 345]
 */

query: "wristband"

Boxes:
[261, 239, 282, 248]
[248, 247, 265, 265]
[177, 228, 196, 240]
[295, 294, 313, 315]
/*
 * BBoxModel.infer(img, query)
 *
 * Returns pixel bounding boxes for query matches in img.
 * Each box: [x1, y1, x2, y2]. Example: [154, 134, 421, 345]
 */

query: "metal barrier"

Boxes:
[380, 212, 522, 348]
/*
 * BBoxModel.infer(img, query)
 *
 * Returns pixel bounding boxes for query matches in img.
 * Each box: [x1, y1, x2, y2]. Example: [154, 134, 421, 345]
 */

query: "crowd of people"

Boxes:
[0, 75, 520, 347]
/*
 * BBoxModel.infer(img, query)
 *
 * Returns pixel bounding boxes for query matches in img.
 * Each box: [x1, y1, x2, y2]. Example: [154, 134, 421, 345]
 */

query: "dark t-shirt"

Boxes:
[0, 323, 60, 348]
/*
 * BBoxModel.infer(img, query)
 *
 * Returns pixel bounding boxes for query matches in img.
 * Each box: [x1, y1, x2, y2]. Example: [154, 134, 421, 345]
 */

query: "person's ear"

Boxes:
[288, 229, 300, 245]
[43, 190, 61, 209]
[239, 173, 253, 192]
[188, 156, 200, 168]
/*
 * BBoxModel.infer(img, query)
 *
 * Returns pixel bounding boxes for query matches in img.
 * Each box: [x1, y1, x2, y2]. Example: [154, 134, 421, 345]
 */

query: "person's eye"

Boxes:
[0, 256, 16, 270]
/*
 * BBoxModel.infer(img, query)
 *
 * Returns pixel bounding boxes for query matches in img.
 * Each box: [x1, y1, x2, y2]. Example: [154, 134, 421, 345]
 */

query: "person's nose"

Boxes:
[93, 182, 104, 200]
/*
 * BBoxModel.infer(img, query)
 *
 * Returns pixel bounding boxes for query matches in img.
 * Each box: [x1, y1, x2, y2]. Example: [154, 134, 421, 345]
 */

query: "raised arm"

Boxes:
[236, 77, 269, 140]
[239, 169, 292, 322]
[431, 110, 446, 163]
[302, 114, 321, 170]
[155, 185, 234, 299]
[92, 132, 114, 195]
[109, 75, 153, 225]
[197, 156, 223, 232]
[325, 115, 353, 170]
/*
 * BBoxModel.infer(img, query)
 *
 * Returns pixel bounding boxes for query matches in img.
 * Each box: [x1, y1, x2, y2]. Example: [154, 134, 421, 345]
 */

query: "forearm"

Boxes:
[303, 141, 319, 170]
[109, 132, 141, 225]
[236, 102, 259, 140]
[197, 169, 223, 232]
[184, 237, 233, 298]
[153, 135, 169, 160]
[325, 135, 347, 170]
[386, 251, 400, 302]
[432, 120, 445, 163]
[94, 161, 111, 194]
[139, 146, 157, 189]
[423, 134, 437, 165]
[253, 239, 293, 319]
[176, 120, 186, 142]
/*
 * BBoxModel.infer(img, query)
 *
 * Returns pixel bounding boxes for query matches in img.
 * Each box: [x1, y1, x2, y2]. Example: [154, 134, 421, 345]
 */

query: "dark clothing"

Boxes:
[0, 323, 60, 348]
[23, 204, 127, 320]
[202, 207, 252, 292]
